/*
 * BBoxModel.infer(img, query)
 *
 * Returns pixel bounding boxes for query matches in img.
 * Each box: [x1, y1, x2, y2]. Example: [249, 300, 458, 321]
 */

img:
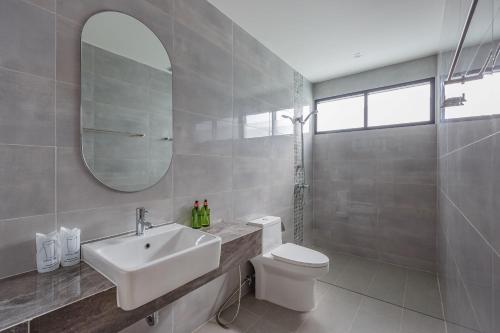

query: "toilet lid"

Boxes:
[271, 243, 329, 268]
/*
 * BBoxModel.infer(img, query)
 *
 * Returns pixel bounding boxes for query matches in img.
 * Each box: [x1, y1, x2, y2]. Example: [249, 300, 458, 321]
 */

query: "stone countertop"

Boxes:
[0, 222, 261, 332]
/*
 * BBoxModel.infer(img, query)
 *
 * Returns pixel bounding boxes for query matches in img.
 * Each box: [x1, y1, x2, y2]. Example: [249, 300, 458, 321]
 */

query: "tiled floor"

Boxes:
[194, 282, 446, 333]
[315, 250, 444, 319]
[194, 250, 454, 333]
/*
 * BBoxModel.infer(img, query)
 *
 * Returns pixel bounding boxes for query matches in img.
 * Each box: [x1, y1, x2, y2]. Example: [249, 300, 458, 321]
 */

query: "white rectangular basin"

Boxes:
[82, 224, 221, 310]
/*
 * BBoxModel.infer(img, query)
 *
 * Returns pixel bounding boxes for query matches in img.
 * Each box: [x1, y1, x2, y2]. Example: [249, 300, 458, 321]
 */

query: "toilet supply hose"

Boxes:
[216, 265, 252, 329]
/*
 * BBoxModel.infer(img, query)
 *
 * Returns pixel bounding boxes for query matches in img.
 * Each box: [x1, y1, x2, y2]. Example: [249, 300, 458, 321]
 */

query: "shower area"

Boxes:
[296, 1, 500, 331]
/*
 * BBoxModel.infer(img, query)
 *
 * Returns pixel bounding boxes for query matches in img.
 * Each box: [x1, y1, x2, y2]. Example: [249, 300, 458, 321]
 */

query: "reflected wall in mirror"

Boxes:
[81, 11, 172, 192]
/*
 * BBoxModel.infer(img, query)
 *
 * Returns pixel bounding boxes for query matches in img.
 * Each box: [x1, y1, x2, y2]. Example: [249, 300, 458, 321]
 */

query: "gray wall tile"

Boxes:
[312, 124, 437, 271]
[172, 154, 232, 197]
[173, 109, 233, 156]
[172, 65, 232, 119]
[26, 0, 56, 12]
[173, 20, 232, 85]
[0, 68, 55, 146]
[56, 16, 80, 84]
[56, 82, 80, 147]
[0, 145, 55, 220]
[173, 0, 232, 51]
[437, 44, 500, 332]
[0, 214, 55, 279]
[0, 0, 55, 78]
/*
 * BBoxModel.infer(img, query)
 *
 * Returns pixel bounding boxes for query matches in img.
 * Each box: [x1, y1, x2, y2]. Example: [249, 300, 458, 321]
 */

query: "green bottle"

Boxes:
[201, 199, 211, 227]
[191, 201, 201, 229]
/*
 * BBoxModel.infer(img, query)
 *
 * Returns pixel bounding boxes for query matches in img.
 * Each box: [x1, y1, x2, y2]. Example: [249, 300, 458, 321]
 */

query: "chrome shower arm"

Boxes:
[302, 110, 318, 124]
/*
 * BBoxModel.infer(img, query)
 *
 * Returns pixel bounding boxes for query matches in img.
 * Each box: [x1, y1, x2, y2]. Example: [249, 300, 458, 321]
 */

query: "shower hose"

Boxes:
[215, 265, 252, 329]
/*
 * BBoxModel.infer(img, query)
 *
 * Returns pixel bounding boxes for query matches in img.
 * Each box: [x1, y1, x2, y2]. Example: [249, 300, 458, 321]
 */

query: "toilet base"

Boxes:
[251, 255, 328, 312]
[255, 275, 316, 311]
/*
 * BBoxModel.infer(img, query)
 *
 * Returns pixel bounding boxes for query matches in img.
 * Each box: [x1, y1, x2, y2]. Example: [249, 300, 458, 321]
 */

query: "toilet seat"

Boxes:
[271, 243, 329, 268]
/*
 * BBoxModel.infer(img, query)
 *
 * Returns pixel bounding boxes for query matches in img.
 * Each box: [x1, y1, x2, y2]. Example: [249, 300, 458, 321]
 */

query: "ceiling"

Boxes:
[208, 0, 448, 83]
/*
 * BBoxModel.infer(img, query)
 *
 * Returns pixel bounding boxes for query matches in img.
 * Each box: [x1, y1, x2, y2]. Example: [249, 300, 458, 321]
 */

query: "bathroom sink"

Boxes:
[82, 224, 221, 310]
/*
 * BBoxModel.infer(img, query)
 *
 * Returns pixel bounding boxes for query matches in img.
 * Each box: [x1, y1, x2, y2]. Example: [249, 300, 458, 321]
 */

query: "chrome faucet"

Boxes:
[136, 207, 152, 236]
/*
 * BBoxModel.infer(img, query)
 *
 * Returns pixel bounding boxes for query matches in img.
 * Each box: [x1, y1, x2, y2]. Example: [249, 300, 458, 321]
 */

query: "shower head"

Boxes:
[281, 115, 296, 123]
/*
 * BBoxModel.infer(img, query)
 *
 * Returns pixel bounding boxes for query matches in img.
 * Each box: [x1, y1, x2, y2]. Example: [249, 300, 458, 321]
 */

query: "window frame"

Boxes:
[314, 77, 436, 134]
[440, 69, 500, 123]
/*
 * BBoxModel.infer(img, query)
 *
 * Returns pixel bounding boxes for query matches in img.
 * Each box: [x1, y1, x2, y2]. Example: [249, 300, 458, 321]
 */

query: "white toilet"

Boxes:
[248, 216, 329, 312]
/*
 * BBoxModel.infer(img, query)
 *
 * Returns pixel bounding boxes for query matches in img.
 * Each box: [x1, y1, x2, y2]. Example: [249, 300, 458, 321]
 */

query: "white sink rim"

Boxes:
[83, 224, 220, 273]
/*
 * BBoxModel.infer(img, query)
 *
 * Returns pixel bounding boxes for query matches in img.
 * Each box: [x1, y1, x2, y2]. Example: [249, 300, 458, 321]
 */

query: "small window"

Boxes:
[444, 72, 500, 120]
[315, 79, 435, 133]
[316, 94, 364, 132]
[368, 82, 432, 127]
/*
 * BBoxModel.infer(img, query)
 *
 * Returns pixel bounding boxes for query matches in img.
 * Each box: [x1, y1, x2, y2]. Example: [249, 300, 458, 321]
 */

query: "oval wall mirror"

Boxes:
[80, 11, 172, 192]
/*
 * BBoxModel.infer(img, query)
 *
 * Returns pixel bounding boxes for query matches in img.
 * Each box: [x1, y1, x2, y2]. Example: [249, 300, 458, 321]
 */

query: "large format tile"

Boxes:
[232, 157, 270, 190]
[26, 0, 55, 11]
[172, 65, 232, 120]
[173, 0, 232, 51]
[317, 251, 353, 284]
[0, 214, 55, 279]
[0, 67, 55, 146]
[172, 154, 232, 198]
[173, 109, 233, 157]
[366, 262, 407, 306]
[173, 20, 232, 85]
[400, 309, 445, 333]
[493, 254, 500, 333]
[233, 59, 292, 111]
[56, 16, 80, 84]
[349, 296, 403, 333]
[377, 158, 436, 185]
[405, 270, 443, 319]
[0, 145, 55, 220]
[55, 81, 80, 147]
[448, 198, 493, 333]
[439, 245, 480, 331]
[233, 25, 293, 85]
[0, 0, 55, 78]
[335, 257, 379, 294]
[296, 286, 362, 333]
[450, 137, 495, 253]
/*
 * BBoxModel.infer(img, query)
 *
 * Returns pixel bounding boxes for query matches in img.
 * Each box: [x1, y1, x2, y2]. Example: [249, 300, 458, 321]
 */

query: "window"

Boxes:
[316, 94, 364, 132]
[443, 72, 500, 120]
[315, 78, 435, 133]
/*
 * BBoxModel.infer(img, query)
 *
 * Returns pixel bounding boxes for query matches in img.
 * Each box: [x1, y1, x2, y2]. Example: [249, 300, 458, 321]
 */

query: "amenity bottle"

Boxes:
[201, 199, 211, 227]
[191, 201, 201, 229]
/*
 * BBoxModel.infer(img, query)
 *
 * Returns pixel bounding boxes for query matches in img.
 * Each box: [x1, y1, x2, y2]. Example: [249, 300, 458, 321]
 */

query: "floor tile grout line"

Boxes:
[346, 293, 364, 333]
[402, 269, 409, 309]
[436, 272, 448, 333]
[398, 303, 405, 333]
[319, 280, 446, 323]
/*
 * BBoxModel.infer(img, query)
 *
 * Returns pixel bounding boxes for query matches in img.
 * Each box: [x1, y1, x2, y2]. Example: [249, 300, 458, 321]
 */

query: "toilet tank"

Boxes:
[247, 216, 282, 253]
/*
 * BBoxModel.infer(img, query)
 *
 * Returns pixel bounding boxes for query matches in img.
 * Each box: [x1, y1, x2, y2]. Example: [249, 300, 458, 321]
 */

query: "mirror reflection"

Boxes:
[80, 11, 172, 192]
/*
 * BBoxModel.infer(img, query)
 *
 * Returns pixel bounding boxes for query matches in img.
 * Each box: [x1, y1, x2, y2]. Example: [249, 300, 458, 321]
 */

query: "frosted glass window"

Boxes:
[316, 95, 364, 132]
[368, 82, 432, 126]
[315, 79, 434, 133]
[444, 73, 500, 119]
